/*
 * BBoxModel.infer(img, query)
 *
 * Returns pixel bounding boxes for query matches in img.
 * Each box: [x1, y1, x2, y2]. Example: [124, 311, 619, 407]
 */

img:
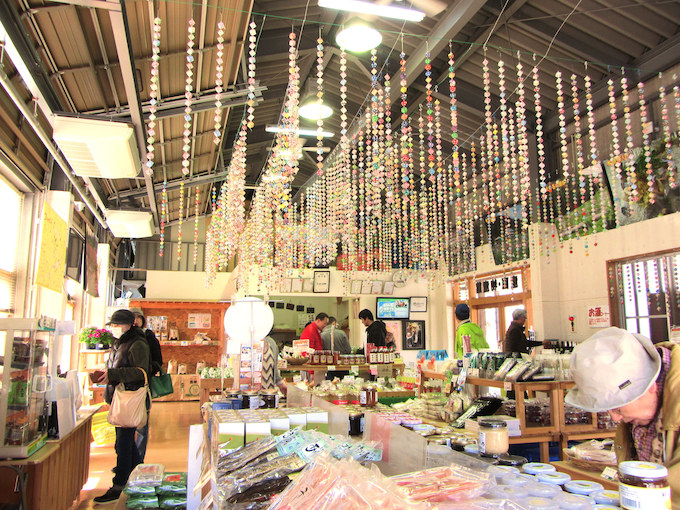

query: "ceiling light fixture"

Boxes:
[265, 125, 334, 137]
[336, 24, 382, 52]
[318, 0, 425, 22]
[299, 99, 333, 121]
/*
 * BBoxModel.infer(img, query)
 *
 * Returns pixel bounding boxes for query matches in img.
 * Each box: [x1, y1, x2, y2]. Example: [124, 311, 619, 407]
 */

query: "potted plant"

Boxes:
[79, 327, 115, 350]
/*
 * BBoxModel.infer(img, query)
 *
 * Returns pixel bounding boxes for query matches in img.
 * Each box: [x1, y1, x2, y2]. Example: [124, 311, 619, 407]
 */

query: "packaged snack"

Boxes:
[159, 496, 187, 508]
[127, 464, 165, 487]
[493, 358, 517, 380]
[125, 495, 160, 508]
[505, 361, 531, 382]
[124, 485, 157, 496]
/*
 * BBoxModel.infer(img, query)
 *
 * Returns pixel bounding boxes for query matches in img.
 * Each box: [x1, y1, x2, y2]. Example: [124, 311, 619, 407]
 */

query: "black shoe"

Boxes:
[93, 487, 121, 503]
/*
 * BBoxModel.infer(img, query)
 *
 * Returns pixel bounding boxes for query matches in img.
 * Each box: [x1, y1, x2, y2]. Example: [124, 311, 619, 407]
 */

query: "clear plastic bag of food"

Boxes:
[127, 464, 165, 487]
[493, 358, 517, 381]
[390, 464, 491, 503]
[505, 361, 531, 382]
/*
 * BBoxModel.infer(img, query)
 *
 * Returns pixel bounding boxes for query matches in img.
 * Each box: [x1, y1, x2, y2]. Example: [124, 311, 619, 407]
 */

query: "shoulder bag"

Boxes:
[150, 367, 174, 399]
[108, 367, 149, 428]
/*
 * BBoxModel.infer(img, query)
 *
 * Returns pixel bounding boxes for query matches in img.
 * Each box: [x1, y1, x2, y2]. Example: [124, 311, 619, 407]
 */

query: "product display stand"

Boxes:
[198, 376, 235, 407]
[284, 363, 405, 377]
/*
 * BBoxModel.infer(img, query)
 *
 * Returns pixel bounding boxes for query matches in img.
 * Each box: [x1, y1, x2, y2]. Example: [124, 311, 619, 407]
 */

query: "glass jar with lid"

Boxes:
[618, 461, 670, 509]
[478, 419, 509, 457]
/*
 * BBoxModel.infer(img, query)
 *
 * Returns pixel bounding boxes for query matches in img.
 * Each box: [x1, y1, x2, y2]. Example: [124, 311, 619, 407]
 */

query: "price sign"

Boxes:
[327, 365, 336, 371]
[350, 365, 359, 375]
[503, 381, 512, 391]
[370, 365, 378, 376]
[600, 467, 618, 481]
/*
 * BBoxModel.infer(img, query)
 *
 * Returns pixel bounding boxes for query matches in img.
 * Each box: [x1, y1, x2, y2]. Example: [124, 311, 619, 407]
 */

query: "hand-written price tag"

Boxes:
[350, 365, 359, 375]
[327, 365, 335, 371]
[370, 365, 378, 376]
[600, 467, 619, 481]
[503, 382, 512, 391]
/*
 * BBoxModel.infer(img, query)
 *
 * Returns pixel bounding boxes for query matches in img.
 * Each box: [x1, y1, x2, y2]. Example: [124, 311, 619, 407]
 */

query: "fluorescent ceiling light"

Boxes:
[302, 146, 330, 153]
[336, 25, 382, 52]
[299, 101, 333, 121]
[318, 0, 425, 22]
[265, 125, 334, 137]
[106, 210, 154, 239]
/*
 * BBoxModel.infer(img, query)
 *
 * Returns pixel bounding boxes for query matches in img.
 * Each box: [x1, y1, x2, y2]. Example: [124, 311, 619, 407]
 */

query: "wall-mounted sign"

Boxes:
[588, 305, 610, 328]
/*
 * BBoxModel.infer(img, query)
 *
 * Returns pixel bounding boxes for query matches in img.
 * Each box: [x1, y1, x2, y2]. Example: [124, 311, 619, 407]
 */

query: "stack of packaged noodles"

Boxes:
[213, 427, 382, 509]
[124, 465, 187, 509]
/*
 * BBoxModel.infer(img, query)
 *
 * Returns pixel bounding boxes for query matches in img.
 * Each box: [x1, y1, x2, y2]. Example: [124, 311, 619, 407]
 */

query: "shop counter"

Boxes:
[0, 405, 100, 509]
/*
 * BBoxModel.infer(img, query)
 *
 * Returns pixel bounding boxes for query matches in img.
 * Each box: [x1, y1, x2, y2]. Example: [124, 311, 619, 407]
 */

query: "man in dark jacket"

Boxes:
[504, 308, 544, 354]
[130, 307, 163, 463]
[359, 309, 387, 347]
[94, 309, 150, 503]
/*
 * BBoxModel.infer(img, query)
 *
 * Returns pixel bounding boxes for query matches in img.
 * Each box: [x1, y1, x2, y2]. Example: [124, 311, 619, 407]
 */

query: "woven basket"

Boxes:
[563, 448, 617, 471]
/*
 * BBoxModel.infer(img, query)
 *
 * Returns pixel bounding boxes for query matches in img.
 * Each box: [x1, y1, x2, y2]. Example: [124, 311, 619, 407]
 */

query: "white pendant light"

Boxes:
[299, 100, 333, 120]
[336, 24, 382, 53]
[318, 0, 425, 22]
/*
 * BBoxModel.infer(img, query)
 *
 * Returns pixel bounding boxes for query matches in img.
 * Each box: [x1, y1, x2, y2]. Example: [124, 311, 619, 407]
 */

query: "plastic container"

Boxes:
[489, 484, 530, 500]
[522, 497, 558, 510]
[593, 506, 619, 510]
[523, 463, 557, 475]
[537, 471, 572, 486]
[557, 492, 594, 510]
[527, 481, 563, 498]
[497, 454, 527, 467]
[501, 473, 532, 487]
[591, 489, 619, 506]
[618, 461, 670, 510]
[464, 443, 479, 455]
[495, 465, 521, 474]
[565, 480, 604, 496]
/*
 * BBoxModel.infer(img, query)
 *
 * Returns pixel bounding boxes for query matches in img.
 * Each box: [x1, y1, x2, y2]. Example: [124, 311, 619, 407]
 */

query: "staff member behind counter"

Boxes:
[566, 327, 680, 508]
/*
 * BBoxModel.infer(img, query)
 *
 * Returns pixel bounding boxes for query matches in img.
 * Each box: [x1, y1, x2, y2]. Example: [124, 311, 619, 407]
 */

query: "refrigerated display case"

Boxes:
[0, 317, 55, 458]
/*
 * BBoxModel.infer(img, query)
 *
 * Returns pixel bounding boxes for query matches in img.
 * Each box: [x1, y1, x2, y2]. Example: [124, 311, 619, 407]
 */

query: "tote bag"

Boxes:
[150, 368, 174, 399]
[108, 367, 149, 428]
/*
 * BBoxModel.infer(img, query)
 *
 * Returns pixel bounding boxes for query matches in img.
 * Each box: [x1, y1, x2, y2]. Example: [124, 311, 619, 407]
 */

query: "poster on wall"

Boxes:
[403, 320, 426, 350]
[383, 320, 403, 348]
[35, 202, 68, 292]
[588, 305, 610, 328]
[188, 313, 211, 329]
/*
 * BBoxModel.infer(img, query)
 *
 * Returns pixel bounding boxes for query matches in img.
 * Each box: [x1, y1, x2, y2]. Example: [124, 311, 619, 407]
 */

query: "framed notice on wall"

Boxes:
[188, 313, 211, 329]
[313, 270, 330, 293]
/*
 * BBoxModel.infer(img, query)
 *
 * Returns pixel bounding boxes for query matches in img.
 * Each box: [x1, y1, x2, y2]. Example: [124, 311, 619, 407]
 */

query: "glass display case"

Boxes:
[0, 317, 55, 458]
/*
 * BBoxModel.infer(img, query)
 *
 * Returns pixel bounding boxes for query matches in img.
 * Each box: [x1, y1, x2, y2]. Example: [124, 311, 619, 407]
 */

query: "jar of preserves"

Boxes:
[618, 461, 670, 510]
[478, 419, 509, 457]
[260, 389, 277, 409]
[311, 352, 320, 365]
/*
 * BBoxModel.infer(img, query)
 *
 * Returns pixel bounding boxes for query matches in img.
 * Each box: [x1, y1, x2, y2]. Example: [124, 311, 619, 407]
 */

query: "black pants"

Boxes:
[113, 427, 141, 488]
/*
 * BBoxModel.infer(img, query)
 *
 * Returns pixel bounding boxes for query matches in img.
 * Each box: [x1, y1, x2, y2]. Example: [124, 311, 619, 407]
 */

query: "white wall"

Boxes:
[551, 212, 680, 342]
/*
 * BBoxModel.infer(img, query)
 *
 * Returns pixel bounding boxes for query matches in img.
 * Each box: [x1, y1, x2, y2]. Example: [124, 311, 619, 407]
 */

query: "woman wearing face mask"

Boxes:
[94, 309, 150, 504]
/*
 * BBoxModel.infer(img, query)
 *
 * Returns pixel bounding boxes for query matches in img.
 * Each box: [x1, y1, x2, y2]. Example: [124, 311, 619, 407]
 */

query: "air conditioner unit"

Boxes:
[106, 210, 154, 239]
[52, 116, 141, 179]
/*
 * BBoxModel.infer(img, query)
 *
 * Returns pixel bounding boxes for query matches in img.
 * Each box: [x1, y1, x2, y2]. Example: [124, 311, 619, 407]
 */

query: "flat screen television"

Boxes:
[376, 297, 410, 319]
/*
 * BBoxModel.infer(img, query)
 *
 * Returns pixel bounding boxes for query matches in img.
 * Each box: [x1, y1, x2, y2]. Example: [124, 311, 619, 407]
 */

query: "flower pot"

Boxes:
[95, 343, 105, 350]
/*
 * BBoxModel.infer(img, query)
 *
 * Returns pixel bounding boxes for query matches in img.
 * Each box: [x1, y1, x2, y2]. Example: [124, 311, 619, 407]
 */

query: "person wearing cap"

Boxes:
[94, 309, 150, 504]
[453, 304, 488, 359]
[566, 326, 680, 507]
[504, 308, 544, 354]
[130, 307, 163, 464]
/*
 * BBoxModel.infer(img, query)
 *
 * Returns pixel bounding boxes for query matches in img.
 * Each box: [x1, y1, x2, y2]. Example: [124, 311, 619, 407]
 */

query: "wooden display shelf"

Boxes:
[283, 363, 405, 376]
[159, 341, 220, 346]
[418, 373, 615, 462]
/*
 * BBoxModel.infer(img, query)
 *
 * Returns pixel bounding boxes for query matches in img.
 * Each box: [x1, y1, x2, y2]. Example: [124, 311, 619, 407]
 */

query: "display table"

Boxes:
[551, 460, 618, 490]
[198, 376, 235, 407]
[0, 406, 100, 509]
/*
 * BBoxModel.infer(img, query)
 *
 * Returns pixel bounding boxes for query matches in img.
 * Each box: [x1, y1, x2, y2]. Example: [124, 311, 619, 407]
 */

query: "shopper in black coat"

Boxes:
[504, 308, 544, 354]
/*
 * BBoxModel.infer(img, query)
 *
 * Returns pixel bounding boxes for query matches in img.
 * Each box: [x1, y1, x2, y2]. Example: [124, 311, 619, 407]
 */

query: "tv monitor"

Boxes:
[376, 297, 410, 319]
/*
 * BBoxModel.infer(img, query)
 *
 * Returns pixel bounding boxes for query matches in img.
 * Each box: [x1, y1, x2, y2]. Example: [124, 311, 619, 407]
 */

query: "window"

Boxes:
[612, 251, 680, 342]
[0, 179, 23, 314]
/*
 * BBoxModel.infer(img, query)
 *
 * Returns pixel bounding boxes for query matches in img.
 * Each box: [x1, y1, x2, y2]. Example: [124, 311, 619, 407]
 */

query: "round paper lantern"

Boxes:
[223, 297, 273, 346]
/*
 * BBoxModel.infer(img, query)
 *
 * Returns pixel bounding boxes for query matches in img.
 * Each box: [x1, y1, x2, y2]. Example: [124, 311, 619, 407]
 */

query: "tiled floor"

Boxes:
[73, 401, 201, 509]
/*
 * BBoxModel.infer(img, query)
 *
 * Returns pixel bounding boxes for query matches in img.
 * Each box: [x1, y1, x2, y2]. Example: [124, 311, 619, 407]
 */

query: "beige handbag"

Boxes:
[107, 367, 149, 428]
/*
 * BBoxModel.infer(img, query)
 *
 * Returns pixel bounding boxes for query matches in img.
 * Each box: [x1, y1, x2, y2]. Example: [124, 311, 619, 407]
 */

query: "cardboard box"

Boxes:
[212, 411, 245, 453]
[245, 419, 271, 444]
[303, 407, 328, 434]
[268, 412, 290, 436]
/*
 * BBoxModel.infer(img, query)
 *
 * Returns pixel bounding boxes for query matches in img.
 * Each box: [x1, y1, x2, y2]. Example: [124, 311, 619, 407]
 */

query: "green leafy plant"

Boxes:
[79, 327, 115, 348]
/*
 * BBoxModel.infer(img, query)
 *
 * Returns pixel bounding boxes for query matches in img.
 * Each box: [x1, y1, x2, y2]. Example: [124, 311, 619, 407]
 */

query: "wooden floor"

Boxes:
[73, 401, 201, 509]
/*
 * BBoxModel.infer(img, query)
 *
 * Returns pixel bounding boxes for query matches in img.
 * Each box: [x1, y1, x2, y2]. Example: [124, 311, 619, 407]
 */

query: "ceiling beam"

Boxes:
[41, 0, 121, 11]
[109, 0, 158, 227]
[388, 0, 486, 104]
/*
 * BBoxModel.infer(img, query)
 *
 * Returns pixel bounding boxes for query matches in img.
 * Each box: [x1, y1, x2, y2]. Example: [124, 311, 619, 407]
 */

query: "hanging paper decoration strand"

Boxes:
[607, 78, 622, 226]
[193, 186, 199, 267]
[146, 17, 161, 180]
[531, 61, 548, 257]
[555, 71, 570, 248]
[584, 74, 604, 238]
[179, 18, 196, 260]
[620, 76, 638, 202]
[315, 34, 325, 175]
[637, 82, 655, 204]
[659, 84, 676, 189]
[160, 179, 167, 257]
[570, 74, 586, 243]
[514, 56, 530, 259]
[212, 21, 225, 146]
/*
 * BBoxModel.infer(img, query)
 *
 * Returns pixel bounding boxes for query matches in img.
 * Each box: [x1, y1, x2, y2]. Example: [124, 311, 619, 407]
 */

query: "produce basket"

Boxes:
[563, 448, 616, 471]
[285, 356, 308, 365]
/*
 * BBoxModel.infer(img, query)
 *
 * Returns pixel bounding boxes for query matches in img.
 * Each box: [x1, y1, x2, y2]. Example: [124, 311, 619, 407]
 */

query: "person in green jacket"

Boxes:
[454, 304, 488, 359]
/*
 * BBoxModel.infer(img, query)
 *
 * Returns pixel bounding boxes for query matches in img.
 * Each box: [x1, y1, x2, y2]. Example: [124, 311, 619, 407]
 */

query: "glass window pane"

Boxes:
[635, 262, 649, 317]
[479, 308, 499, 351]
[639, 318, 651, 338]
[623, 264, 636, 318]
[626, 318, 638, 333]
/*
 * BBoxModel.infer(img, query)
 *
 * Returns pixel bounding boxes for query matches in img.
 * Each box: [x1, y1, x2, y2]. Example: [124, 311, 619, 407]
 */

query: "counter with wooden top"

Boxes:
[0, 405, 101, 510]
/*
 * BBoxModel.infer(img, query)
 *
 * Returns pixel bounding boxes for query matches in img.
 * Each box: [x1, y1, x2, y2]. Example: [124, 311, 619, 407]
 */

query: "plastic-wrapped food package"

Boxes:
[391, 464, 491, 503]
[156, 472, 187, 496]
[216, 436, 279, 476]
[505, 361, 531, 382]
[125, 496, 160, 509]
[159, 496, 188, 509]
[223, 476, 291, 508]
[270, 454, 418, 510]
[124, 485, 157, 497]
[565, 439, 616, 464]
[493, 359, 517, 380]
[127, 464, 165, 487]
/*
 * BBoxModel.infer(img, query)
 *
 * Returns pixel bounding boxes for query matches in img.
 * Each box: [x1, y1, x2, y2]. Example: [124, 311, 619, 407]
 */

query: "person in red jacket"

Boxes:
[300, 313, 329, 351]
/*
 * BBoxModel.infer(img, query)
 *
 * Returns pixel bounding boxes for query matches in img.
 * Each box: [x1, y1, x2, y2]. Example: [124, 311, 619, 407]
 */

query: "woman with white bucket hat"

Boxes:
[566, 326, 680, 507]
